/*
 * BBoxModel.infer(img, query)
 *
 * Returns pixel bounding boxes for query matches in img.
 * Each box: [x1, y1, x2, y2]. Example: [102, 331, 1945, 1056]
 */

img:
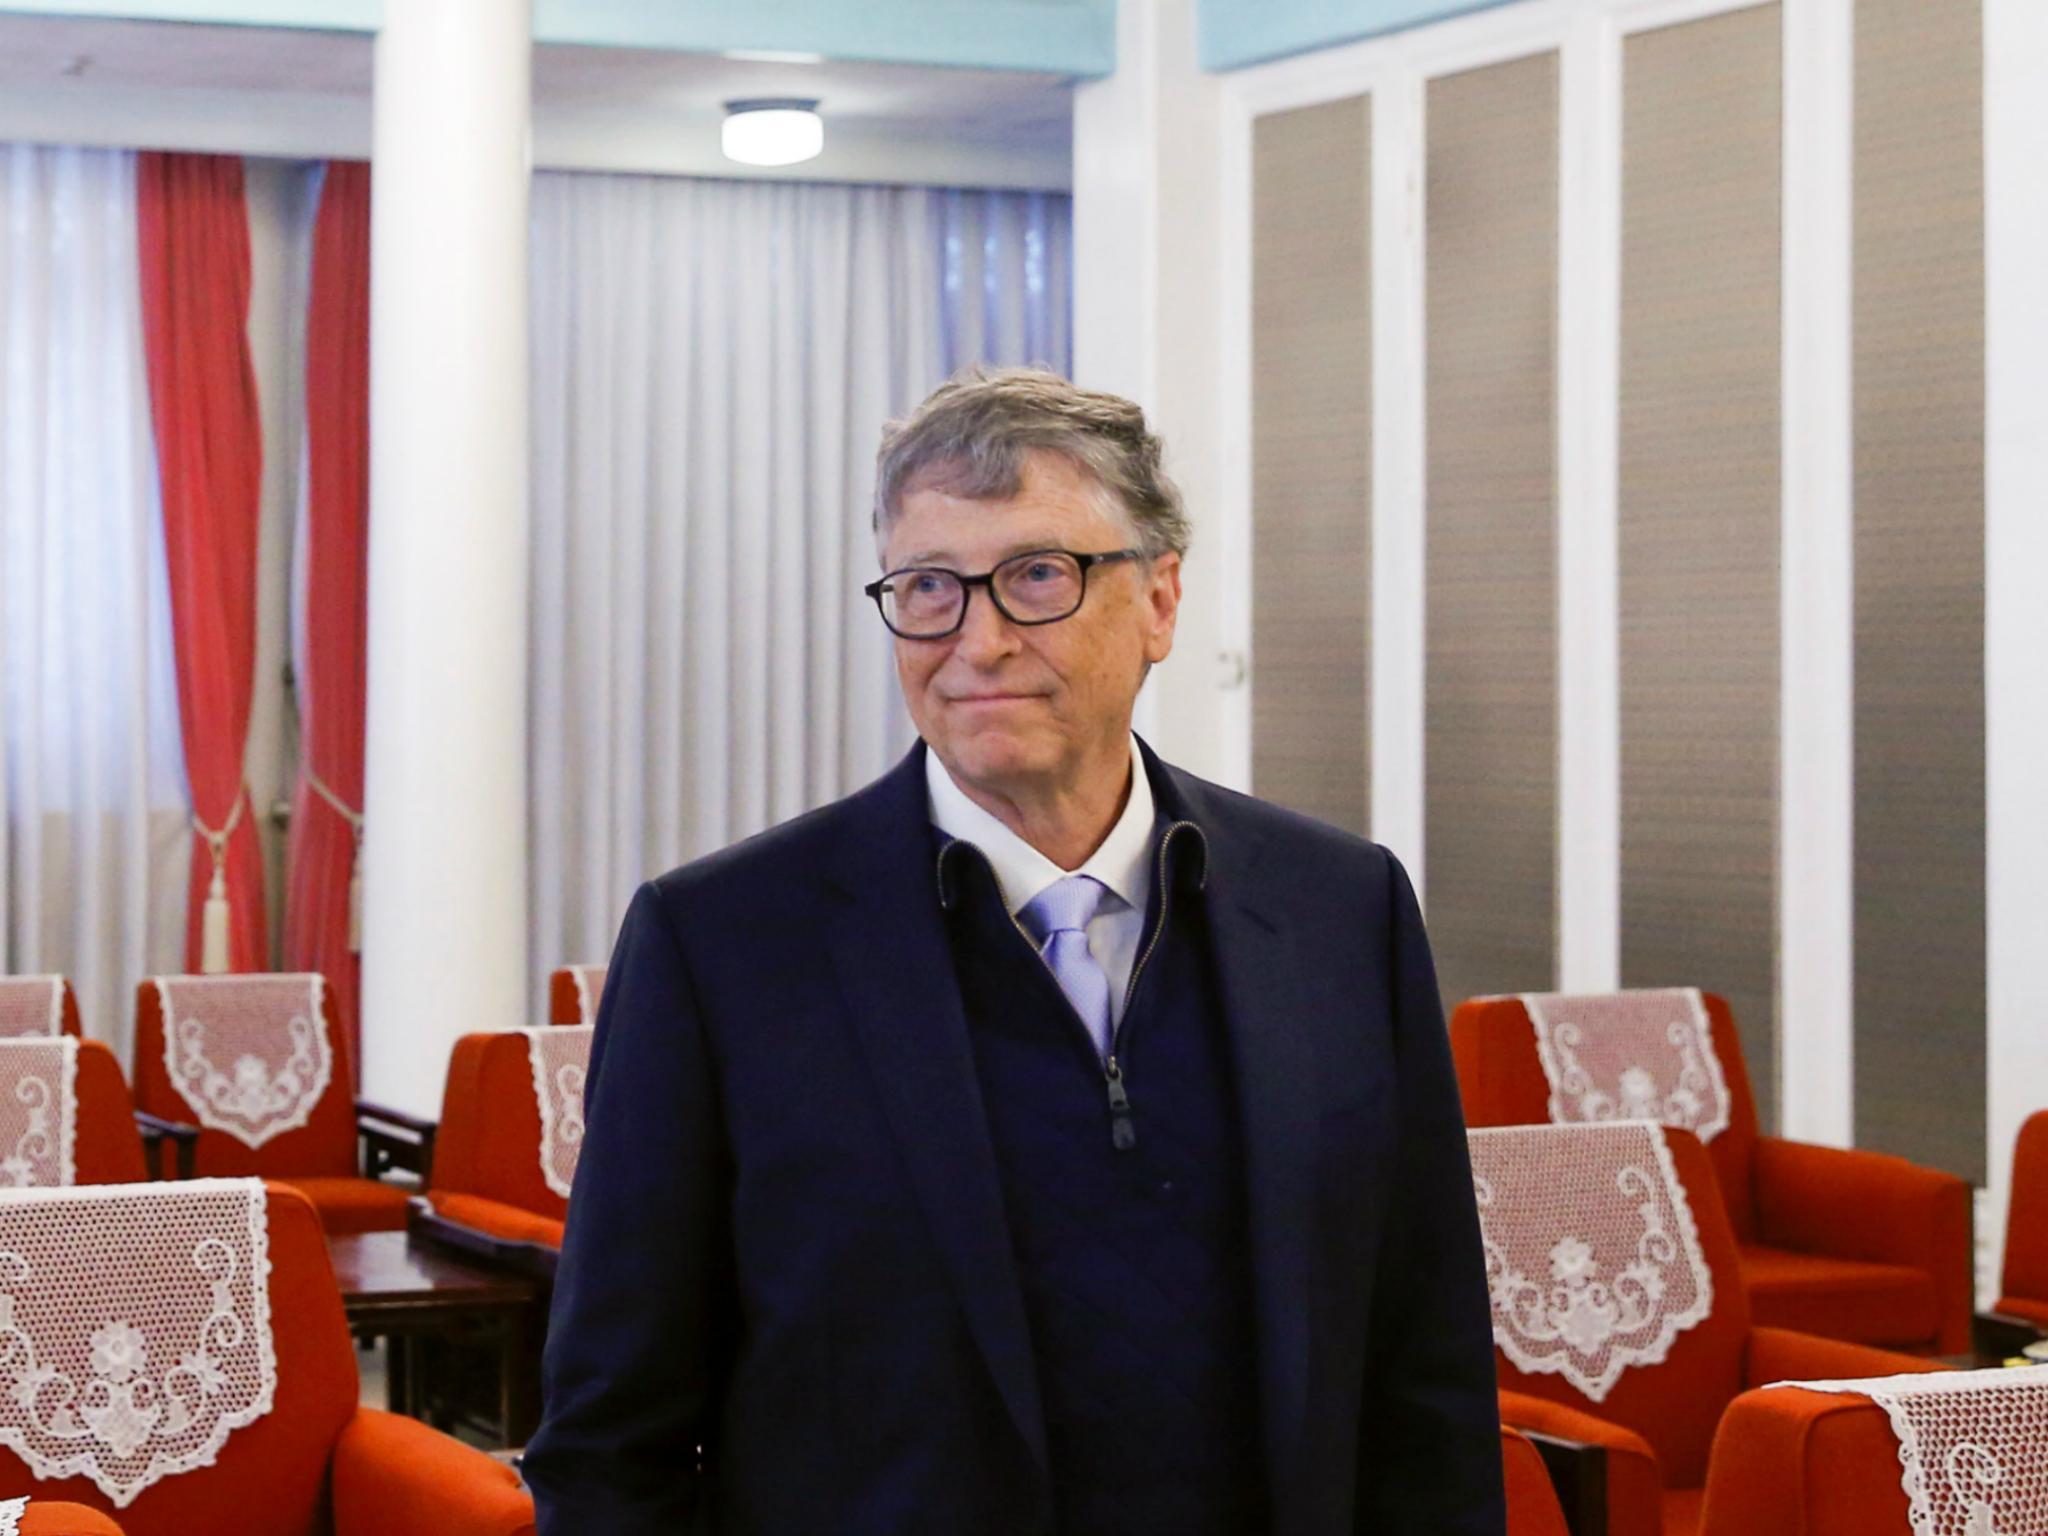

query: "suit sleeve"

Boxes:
[523, 881, 736, 1535]
[1354, 852, 1507, 1534]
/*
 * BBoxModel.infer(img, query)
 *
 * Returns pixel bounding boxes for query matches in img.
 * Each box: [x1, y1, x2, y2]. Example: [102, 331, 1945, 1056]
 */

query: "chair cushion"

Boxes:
[1660, 1487, 1704, 1536]
[280, 1175, 413, 1236]
[1740, 1243, 1938, 1346]
[430, 1191, 566, 1251]
[20, 1506, 129, 1536]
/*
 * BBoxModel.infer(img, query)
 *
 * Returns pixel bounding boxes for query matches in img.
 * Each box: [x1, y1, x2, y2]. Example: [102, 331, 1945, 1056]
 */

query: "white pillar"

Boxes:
[1073, 0, 1239, 785]
[361, 0, 533, 1115]
[1984, 0, 2048, 1300]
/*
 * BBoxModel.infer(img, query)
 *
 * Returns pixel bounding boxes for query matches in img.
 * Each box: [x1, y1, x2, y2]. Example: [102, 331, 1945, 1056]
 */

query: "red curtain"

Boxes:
[136, 151, 268, 975]
[286, 162, 372, 1068]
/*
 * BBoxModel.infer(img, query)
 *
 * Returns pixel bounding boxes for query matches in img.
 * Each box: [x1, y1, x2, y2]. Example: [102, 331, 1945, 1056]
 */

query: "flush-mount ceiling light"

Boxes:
[722, 98, 824, 167]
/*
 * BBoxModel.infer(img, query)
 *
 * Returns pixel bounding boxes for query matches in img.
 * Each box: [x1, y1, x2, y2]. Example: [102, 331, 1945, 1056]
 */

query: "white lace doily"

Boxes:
[1469, 1122, 1714, 1403]
[521, 1025, 591, 1199]
[0, 1494, 22, 1535]
[567, 964, 606, 1025]
[0, 1040, 77, 1189]
[1766, 1366, 2048, 1536]
[1520, 988, 1732, 1143]
[0, 1178, 276, 1508]
[0, 978, 64, 1040]
[154, 975, 333, 1150]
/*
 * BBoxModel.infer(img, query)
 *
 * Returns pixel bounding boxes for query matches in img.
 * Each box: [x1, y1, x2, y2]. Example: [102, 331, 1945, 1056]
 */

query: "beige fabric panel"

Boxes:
[1250, 96, 1371, 836]
[1424, 53, 1560, 1011]
[1852, 0, 1985, 1181]
[1617, 6, 1783, 1129]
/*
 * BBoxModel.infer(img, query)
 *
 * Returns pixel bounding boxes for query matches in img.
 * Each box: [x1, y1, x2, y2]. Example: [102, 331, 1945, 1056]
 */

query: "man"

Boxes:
[524, 369, 1505, 1535]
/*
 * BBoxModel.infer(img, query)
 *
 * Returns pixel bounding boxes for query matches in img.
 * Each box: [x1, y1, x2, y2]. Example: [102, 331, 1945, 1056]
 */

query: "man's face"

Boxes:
[883, 450, 1181, 802]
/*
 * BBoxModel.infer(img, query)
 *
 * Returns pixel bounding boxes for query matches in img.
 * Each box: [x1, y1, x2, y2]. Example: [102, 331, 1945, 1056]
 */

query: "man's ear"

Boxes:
[1142, 552, 1183, 665]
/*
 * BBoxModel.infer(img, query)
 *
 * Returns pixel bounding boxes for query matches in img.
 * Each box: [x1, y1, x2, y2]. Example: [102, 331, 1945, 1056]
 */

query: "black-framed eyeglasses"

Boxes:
[864, 547, 1146, 640]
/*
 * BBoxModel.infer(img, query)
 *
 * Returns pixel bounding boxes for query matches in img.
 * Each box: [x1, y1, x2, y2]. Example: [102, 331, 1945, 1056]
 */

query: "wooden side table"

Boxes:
[330, 1229, 544, 1446]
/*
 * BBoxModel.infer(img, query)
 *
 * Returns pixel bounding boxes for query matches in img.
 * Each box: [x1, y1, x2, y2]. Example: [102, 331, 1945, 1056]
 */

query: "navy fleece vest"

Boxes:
[939, 832, 1267, 1536]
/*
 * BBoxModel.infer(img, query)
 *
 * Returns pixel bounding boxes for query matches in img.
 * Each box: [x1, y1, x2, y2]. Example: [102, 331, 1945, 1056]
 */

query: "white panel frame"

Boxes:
[1777, 0, 1855, 1147]
[1984, 0, 2048, 1289]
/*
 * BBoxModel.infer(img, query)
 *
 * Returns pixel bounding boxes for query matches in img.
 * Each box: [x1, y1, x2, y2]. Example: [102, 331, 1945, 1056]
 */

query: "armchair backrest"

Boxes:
[428, 1032, 569, 1224]
[0, 1039, 145, 1188]
[0, 978, 81, 1040]
[2000, 1109, 2048, 1307]
[131, 976, 356, 1180]
[1477, 1124, 1749, 1489]
[545, 965, 605, 1027]
[0, 1183, 358, 1536]
[1451, 990, 1764, 1242]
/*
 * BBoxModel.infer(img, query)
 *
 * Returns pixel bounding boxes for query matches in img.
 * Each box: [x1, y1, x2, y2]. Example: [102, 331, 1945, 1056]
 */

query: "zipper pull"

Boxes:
[1105, 1055, 1137, 1151]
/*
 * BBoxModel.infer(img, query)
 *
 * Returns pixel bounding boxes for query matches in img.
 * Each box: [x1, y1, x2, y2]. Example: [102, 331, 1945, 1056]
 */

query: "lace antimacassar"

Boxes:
[521, 1025, 593, 1199]
[1469, 1121, 1714, 1403]
[154, 974, 333, 1150]
[0, 977, 63, 1040]
[1520, 987, 1732, 1143]
[0, 1038, 78, 1188]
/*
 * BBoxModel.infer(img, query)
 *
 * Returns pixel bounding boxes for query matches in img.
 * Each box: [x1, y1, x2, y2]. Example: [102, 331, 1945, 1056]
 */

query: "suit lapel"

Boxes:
[1155, 755, 1321, 1514]
[824, 748, 1050, 1473]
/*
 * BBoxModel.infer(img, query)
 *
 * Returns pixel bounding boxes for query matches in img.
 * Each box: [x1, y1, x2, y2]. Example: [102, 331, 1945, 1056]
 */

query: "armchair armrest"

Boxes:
[358, 1098, 437, 1185]
[1742, 1324, 1950, 1390]
[1973, 1309, 2045, 1363]
[133, 1110, 199, 1180]
[332, 1407, 534, 1536]
[1498, 1389, 1659, 1536]
[1699, 1383, 1915, 1536]
[1752, 1135, 1973, 1352]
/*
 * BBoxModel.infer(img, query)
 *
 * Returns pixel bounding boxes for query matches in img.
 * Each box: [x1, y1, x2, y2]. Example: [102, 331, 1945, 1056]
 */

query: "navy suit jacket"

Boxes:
[524, 741, 1505, 1536]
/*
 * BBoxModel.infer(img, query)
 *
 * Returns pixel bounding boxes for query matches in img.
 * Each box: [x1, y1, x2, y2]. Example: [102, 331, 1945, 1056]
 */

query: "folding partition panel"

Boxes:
[1422, 52, 1560, 1010]
[1852, 0, 1986, 1180]
[1617, 6, 1783, 1128]
[1249, 96, 1372, 837]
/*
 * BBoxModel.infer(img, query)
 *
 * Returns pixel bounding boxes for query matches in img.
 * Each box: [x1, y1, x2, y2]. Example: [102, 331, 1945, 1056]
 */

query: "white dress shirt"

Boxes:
[926, 737, 1157, 1030]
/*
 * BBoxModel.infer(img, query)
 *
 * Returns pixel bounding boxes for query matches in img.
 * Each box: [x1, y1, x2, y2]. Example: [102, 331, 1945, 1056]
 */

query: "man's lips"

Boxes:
[944, 691, 1046, 705]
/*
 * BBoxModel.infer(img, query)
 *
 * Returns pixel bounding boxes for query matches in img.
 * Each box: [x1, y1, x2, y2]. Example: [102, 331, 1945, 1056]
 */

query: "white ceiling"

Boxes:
[0, 13, 1075, 185]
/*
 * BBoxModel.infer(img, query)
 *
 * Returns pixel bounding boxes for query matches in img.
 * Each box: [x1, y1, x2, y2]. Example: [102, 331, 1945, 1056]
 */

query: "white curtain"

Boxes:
[529, 172, 1072, 1000]
[0, 144, 190, 1062]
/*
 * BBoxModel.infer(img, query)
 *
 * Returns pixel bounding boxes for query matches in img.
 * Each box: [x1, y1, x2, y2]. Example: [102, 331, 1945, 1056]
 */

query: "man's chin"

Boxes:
[937, 732, 1057, 791]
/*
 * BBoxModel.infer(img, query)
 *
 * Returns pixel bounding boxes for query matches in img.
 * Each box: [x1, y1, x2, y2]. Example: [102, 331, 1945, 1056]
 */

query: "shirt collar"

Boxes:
[925, 737, 1156, 917]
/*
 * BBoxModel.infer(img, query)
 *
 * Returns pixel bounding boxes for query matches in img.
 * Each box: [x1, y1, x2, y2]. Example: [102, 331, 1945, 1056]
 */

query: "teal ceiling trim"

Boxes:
[1197, 0, 1517, 71]
[0, 0, 1115, 75]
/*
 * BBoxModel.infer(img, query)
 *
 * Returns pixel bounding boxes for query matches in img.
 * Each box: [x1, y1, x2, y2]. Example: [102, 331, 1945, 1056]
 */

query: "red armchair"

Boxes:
[1992, 1108, 2048, 1332]
[412, 1032, 567, 1276]
[132, 976, 433, 1234]
[1488, 1126, 1943, 1536]
[1452, 991, 1973, 1352]
[0, 1183, 533, 1536]
[545, 965, 605, 1026]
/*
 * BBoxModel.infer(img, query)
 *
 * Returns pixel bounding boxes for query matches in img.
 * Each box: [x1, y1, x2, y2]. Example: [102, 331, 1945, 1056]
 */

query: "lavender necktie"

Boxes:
[1020, 874, 1114, 1059]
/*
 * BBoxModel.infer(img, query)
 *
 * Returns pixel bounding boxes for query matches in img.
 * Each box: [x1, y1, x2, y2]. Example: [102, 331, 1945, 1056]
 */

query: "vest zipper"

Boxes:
[941, 819, 1200, 1155]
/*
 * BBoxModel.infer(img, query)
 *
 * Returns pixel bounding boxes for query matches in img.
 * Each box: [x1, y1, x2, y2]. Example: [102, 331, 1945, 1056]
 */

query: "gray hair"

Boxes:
[873, 367, 1190, 562]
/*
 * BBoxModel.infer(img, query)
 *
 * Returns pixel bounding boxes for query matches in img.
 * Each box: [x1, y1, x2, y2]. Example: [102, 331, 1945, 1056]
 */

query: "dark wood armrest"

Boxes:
[408, 1198, 558, 1286]
[1974, 1309, 2046, 1363]
[358, 1098, 437, 1185]
[1522, 1429, 1608, 1536]
[133, 1110, 200, 1181]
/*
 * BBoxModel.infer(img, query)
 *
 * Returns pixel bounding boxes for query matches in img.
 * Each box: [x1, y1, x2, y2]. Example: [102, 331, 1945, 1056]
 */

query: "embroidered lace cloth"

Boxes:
[1766, 1366, 2048, 1536]
[0, 1040, 77, 1189]
[154, 975, 332, 1150]
[523, 1025, 593, 1198]
[1469, 1122, 1713, 1403]
[0, 1496, 21, 1535]
[0, 1179, 276, 1507]
[1520, 987, 1732, 1143]
[566, 964, 607, 1025]
[0, 979, 63, 1040]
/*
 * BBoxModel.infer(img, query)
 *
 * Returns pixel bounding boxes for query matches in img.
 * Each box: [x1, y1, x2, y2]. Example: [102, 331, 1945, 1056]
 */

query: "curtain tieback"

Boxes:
[191, 787, 248, 975]
[303, 768, 365, 955]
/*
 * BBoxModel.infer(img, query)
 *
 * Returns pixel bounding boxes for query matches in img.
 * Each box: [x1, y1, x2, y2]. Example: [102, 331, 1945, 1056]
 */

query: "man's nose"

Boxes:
[952, 586, 1022, 666]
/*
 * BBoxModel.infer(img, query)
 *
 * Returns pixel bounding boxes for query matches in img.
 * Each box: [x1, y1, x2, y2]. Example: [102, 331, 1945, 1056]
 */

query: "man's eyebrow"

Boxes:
[891, 540, 1066, 570]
